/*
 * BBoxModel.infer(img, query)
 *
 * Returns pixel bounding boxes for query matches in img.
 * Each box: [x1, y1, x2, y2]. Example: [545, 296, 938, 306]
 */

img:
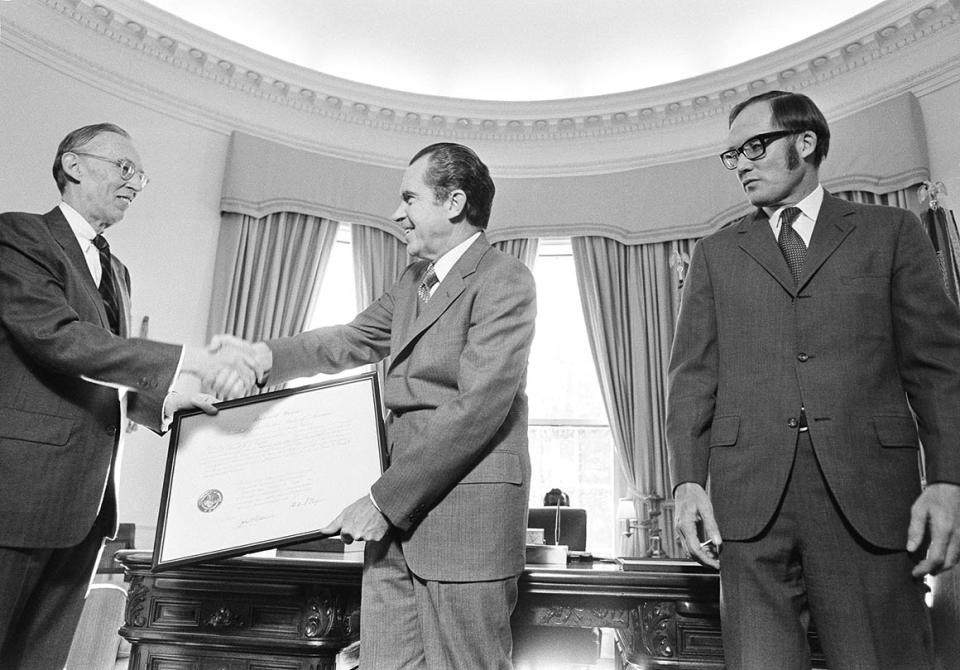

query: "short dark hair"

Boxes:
[729, 91, 830, 167]
[409, 143, 495, 229]
[53, 123, 131, 193]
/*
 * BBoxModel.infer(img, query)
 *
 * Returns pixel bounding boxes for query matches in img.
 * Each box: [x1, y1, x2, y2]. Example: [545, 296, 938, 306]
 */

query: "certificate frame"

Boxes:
[152, 371, 386, 572]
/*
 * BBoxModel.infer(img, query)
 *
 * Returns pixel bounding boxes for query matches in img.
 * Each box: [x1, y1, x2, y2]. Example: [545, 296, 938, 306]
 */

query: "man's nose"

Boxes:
[391, 204, 405, 222]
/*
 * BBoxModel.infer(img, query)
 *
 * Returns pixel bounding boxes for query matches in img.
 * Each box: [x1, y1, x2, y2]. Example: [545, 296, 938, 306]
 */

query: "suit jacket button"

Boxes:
[787, 417, 798, 428]
[106, 425, 116, 436]
[797, 353, 809, 362]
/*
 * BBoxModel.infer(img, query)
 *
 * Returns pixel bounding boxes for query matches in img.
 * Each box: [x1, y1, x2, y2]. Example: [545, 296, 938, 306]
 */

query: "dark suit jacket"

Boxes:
[268, 234, 537, 581]
[0, 208, 182, 548]
[668, 193, 960, 548]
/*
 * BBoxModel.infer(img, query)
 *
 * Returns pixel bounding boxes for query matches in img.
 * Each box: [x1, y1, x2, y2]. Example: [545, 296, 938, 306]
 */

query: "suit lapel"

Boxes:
[736, 194, 858, 294]
[798, 193, 857, 291]
[43, 207, 117, 333]
[737, 209, 796, 293]
[390, 235, 490, 370]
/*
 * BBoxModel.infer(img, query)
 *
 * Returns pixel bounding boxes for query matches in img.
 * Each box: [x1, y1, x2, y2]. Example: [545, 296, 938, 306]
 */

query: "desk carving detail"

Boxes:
[302, 592, 358, 638]
[205, 606, 244, 628]
[124, 575, 148, 628]
[637, 600, 678, 658]
[534, 605, 630, 628]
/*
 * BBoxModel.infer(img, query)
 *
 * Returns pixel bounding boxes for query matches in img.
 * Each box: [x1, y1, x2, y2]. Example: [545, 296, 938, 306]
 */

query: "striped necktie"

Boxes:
[93, 235, 122, 335]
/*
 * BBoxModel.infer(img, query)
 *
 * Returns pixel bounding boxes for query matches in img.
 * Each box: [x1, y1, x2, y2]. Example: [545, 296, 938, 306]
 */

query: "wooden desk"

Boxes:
[115, 551, 823, 669]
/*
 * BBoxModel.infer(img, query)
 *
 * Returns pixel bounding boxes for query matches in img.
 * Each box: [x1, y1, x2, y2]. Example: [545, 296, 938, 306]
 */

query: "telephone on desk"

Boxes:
[526, 488, 590, 563]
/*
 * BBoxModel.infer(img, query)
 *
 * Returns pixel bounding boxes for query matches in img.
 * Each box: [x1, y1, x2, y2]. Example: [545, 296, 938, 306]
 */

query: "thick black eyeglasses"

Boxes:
[719, 130, 798, 170]
[70, 152, 149, 188]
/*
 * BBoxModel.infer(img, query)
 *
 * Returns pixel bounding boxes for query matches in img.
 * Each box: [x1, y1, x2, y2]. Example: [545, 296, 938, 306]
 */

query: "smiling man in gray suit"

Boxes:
[221, 143, 536, 669]
[668, 91, 960, 669]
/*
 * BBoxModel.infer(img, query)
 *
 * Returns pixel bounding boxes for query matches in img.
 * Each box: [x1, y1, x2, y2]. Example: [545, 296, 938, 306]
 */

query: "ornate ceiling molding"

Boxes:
[2, 0, 959, 174]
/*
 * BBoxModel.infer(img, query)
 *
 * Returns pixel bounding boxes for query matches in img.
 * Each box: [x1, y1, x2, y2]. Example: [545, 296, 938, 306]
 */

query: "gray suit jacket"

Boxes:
[268, 234, 537, 581]
[668, 193, 960, 548]
[0, 208, 182, 548]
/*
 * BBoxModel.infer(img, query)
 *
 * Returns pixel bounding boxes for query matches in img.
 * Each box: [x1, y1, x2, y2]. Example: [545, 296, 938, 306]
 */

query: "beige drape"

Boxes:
[206, 211, 339, 375]
[492, 238, 540, 269]
[220, 94, 928, 246]
[571, 236, 696, 556]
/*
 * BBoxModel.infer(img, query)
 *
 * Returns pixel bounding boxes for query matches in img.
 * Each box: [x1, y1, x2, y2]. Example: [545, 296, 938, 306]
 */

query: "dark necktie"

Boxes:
[777, 207, 806, 285]
[93, 235, 122, 335]
[418, 264, 438, 304]
[417, 264, 438, 315]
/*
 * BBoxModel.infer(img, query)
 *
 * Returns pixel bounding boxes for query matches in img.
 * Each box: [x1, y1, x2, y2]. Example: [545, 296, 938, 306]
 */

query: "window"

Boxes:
[294, 223, 369, 385]
[307, 223, 358, 328]
[526, 239, 617, 557]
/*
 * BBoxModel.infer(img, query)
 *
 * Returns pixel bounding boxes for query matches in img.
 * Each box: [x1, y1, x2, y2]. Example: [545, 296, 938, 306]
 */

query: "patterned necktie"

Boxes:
[777, 207, 806, 284]
[93, 235, 122, 335]
[418, 264, 438, 305]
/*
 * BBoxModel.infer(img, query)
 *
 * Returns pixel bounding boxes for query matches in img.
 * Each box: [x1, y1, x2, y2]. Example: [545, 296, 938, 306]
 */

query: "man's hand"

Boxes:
[181, 345, 254, 399]
[907, 482, 960, 577]
[209, 335, 273, 387]
[674, 482, 722, 569]
[320, 495, 390, 544]
[181, 337, 271, 400]
[163, 390, 220, 417]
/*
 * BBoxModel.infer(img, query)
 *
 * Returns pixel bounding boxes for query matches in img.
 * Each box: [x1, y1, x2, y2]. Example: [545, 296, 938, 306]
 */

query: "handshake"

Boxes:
[182, 335, 274, 401]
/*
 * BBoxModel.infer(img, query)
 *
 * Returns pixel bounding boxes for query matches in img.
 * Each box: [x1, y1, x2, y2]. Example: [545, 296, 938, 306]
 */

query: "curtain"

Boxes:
[834, 187, 919, 211]
[493, 238, 540, 269]
[207, 211, 339, 388]
[351, 223, 410, 399]
[571, 236, 697, 556]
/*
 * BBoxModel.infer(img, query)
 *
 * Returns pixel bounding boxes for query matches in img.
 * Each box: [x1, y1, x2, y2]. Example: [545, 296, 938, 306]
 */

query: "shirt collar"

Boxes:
[432, 232, 481, 283]
[59, 201, 98, 244]
[765, 184, 824, 226]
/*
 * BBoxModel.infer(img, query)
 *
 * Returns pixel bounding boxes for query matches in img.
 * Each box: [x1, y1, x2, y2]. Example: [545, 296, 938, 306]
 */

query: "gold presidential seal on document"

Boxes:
[197, 489, 223, 513]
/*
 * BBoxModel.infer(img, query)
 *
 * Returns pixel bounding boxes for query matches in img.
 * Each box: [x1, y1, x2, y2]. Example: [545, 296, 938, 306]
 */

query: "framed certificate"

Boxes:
[152, 372, 386, 572]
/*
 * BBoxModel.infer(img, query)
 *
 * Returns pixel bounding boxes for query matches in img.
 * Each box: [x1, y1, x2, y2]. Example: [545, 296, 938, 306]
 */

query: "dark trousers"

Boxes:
[0, 513, 109, 670]
[719, 431, 935, 670]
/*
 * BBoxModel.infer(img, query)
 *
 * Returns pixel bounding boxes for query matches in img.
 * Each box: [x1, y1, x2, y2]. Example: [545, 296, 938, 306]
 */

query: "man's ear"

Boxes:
[797, 130, 818, 161]
[60, 152, 83, 184]
[446, 189, 467, 221]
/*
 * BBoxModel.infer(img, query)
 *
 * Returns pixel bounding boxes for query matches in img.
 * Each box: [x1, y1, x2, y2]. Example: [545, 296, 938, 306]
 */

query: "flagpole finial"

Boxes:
[919, 180, 948, 211]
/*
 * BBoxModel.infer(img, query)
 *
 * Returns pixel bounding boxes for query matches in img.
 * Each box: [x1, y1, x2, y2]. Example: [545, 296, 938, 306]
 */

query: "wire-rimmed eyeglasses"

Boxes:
[719, 130, 799, 170]
[70, 152, 149, 189]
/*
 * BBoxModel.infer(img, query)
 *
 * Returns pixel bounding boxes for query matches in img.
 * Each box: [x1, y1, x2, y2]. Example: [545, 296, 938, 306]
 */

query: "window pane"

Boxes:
[308, 223, 358, 329]
[293, 223, 370, 386]
[528, 425, 616, 555]
[526, 245, 607, 422]
[527, 239, 617, 557]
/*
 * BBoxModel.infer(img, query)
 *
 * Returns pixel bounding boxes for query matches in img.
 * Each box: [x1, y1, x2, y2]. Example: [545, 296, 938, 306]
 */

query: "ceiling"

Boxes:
[143, 0, 882, 101]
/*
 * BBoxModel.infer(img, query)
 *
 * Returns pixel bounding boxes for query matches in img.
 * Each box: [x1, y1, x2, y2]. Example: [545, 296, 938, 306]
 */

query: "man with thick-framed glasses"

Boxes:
[0, 123, 260, 668]
[668, 91, 960, 669]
